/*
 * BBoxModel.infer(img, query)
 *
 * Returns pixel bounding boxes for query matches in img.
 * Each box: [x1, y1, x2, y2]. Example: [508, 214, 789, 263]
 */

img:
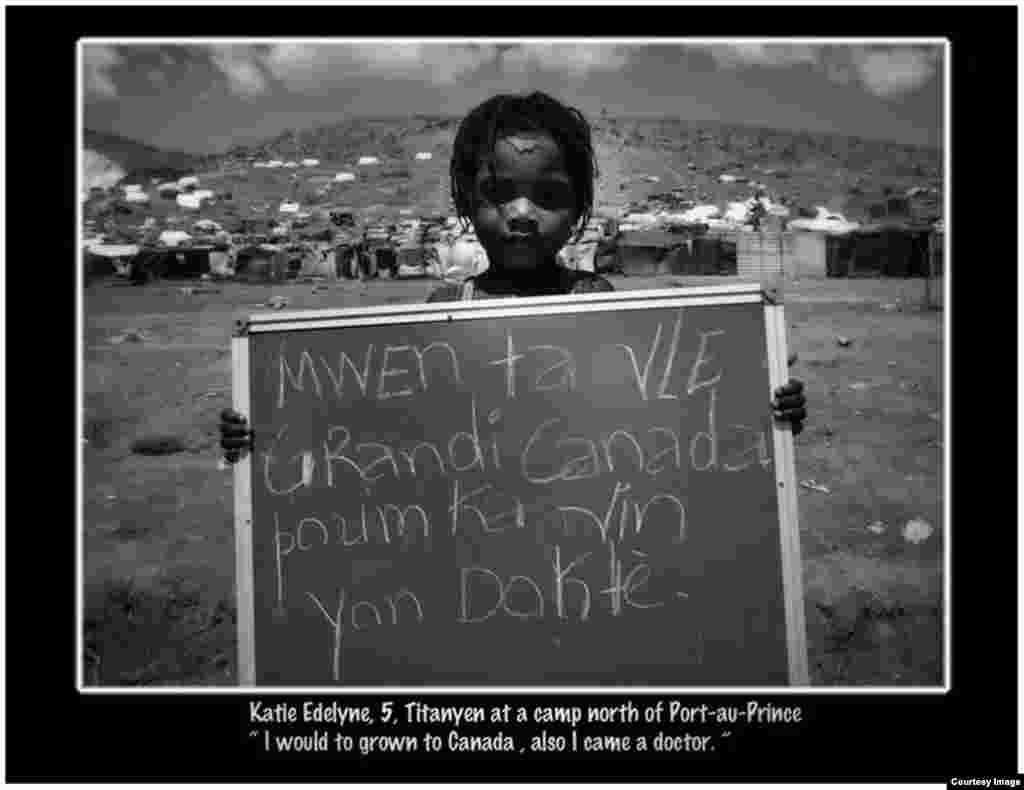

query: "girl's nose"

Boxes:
[504, 196, 537, 222]
[504, 197, 539, 234]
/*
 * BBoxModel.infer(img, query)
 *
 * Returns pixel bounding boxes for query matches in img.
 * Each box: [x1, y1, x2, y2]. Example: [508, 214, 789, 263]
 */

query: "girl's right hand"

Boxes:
[220, 409, 252, 463]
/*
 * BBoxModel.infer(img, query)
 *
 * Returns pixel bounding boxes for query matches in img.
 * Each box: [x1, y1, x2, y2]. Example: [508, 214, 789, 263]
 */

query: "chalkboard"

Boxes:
[232, 284, 807, 687]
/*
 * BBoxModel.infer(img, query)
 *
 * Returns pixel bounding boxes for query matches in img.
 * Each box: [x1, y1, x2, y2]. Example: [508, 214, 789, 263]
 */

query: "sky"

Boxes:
[82, 41, 945, 154]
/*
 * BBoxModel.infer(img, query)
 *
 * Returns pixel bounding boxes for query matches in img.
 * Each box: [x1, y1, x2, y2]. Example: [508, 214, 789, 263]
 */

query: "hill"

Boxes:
[84, 129, 213, 183]
[83, 117, 943, 225]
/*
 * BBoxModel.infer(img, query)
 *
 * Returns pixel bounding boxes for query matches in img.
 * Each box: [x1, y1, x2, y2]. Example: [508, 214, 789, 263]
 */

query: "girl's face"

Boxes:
[471, 131, 579, 273]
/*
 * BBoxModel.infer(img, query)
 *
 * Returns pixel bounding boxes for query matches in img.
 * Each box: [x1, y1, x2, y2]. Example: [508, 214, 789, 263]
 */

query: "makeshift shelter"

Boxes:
[334, 172, 356, 183]
[615, 230, 683, 276]
[786, 231, 828, 278]
[736, 231, 786, 278]
[233, 245, 288, 283]
[157, 182, 179, 198]
[279, 201, 300, 214]
[414, 152, 433, 161]
[177, 175, 200, 191]
[301, 158, 321, 167]
[357, 156, 380, 166]
[267, 160, 284, 169]
[831, 223, 933, 278]
[130, 247, 211, 283]
[159, 230, 192, 247]
[83, 244, 138, 283]
[208, 248, 235, 278]
[394, 245, 428, 277]
[176, 193, 203, 211]
[193, 219, 223, 234]
[296, 246, 337, 280]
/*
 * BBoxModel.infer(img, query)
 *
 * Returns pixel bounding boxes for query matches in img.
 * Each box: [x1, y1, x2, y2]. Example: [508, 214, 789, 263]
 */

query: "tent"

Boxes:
[279, 201, 300, 214]
[284, 161, 299, 168]
[301, 158, 321, 167]
[234, 245, 288, 282]
[787, 207, 860, 234]
[334, 172, 356, 183]
[297, 246, 338, 280]
[787, 231, 827, 278]
[176, 193, 203, 211]
[157, 182, 179, 197]
[159, 230, 192, 247]
[208, 249, 235, 278]
[177, 175, 200, 190]
[130, 247, 211, 283]
[267, 160, 284, 169]
[357, 156, 380, 166]
[414, 152, 433, 161]
[615, 230, 683, 276]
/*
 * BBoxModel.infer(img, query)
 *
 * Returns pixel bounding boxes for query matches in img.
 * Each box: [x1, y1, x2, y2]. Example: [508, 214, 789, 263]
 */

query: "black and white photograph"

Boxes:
[78, 36, 949, 691]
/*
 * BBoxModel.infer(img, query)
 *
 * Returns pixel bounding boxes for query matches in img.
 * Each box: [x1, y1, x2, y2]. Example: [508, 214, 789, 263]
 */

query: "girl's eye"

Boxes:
[534, 183, 573, 209]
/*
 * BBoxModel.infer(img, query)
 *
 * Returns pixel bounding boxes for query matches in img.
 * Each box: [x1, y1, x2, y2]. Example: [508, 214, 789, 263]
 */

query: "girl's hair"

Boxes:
[450, 91, 598, 242]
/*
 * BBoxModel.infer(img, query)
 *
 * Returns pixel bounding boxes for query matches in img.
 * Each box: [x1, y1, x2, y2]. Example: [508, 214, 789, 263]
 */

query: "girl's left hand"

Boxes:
[773, 379, 806, 436]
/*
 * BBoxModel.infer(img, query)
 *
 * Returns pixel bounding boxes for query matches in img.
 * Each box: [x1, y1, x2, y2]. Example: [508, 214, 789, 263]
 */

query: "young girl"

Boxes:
[221, 91, 805, 458]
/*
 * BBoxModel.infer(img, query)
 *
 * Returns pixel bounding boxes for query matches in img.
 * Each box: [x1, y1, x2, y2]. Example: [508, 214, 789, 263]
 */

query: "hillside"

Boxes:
[84, 129, 212, 183]
[83, 117, 943, 225]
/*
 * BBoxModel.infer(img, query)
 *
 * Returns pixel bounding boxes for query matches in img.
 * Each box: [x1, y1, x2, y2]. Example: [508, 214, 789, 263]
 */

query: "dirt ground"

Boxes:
[81, 274, 944, 687]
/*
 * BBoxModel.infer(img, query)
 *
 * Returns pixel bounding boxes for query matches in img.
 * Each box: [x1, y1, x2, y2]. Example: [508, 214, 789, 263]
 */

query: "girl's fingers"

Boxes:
[773, 407, 807, 423]
[221, 423, 250, 439]
[774, 379, 804, 397]
[220, 409, 247, 425]
[773, 393, 806, 410]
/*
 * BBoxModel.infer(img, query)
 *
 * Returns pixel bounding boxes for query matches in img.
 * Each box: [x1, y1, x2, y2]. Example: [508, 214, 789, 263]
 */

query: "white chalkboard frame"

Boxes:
[231, 282, 807, 689]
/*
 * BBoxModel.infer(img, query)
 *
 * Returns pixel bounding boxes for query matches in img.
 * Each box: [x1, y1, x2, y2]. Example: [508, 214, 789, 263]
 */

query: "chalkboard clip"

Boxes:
[233, 318, 251, 337]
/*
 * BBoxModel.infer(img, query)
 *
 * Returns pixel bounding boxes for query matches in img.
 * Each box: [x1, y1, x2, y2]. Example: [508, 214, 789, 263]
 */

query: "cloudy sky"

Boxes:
[82, 41, 944, 153]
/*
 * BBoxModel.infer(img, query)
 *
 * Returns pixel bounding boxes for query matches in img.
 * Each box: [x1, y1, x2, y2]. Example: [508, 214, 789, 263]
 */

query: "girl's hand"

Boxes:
[772, 379, 806, 436]
[220, 409, 252, 463]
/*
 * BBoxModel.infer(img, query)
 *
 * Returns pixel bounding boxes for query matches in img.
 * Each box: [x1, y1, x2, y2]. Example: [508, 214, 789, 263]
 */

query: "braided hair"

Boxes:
[450, 92, 598, 243]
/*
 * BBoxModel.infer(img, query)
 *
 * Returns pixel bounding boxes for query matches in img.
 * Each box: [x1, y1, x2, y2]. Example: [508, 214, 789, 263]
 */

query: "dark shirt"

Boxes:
[426, 267, 615, 302]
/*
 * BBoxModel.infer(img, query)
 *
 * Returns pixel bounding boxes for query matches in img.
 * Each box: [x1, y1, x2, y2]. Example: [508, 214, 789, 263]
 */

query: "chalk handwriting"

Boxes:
[308, 587, 424, 681]
[458, 539, 665, 625]
[686, 329, 726, 395]
[277, 340, 461, 408]
[690, 387, 718, 471]
[449, 480, 524, 537]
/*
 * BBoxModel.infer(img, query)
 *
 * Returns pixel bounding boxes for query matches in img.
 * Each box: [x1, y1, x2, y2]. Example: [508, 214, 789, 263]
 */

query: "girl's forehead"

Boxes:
[479, 131, 567, 172]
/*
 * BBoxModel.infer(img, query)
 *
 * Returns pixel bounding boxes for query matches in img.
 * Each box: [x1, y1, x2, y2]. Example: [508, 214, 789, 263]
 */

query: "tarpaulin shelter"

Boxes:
[828, 223, 933, 278]
[615, 230, 684, 276]
[296, 246, 338, 280]
[233, 245, 288, 283]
